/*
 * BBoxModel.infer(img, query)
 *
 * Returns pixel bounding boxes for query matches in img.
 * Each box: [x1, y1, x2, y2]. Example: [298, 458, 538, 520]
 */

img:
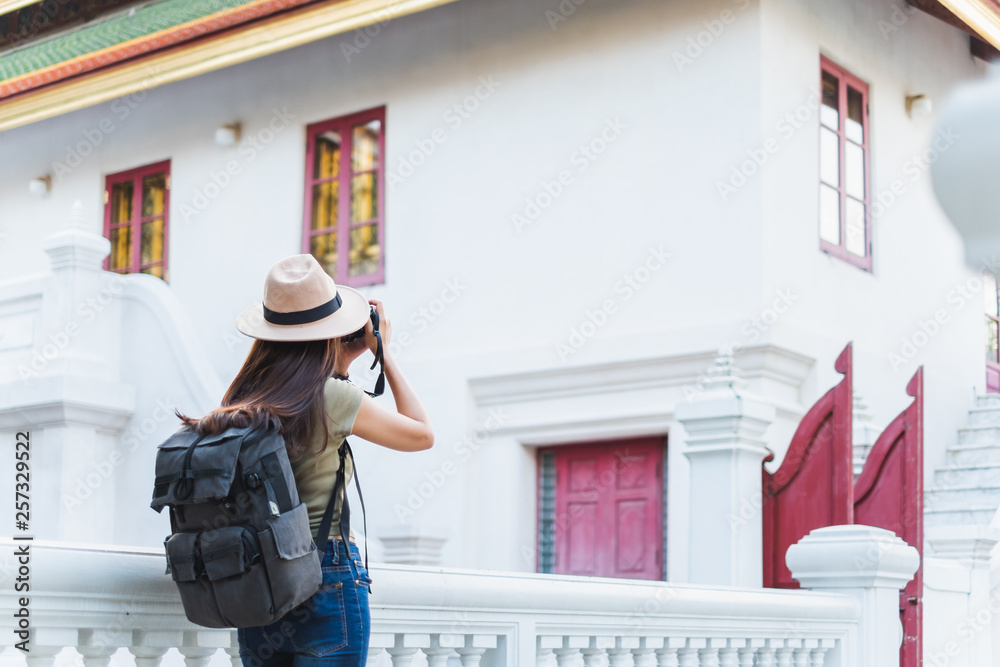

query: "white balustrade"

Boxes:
[0, 529, 918, 667]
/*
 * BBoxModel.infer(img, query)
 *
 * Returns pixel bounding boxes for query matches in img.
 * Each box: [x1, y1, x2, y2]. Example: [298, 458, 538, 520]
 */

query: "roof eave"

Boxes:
[0, 0, 462, 132]
[934, 0, 1000, 52]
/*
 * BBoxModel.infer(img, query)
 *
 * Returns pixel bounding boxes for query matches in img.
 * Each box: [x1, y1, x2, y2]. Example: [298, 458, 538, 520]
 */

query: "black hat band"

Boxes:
[263, 293, 343, 325]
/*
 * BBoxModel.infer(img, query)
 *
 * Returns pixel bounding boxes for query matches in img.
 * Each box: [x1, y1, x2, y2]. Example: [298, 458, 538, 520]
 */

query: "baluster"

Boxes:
[655, 638, 685, 667]
[425, 634, 458, 667]
[677, 638, 705, 667]
[553, 638, 586, 667]
[538, 636, 564, 667]
[222, 631, 240, 667]
[224, 644, 241, 667]
[717, 641, 739, 667]
[753, 646, 776, 667]
[457, 648, 488, 667]
[582, 636, 613, 667]
[366, 648, 385, 667]
[79, 629, 127, 667]
[809, 639, 835, 667]
[632, 637, 662, 667]
[179, 646, 217, 667]
[25, 645, 63, 667]
[553, 647, 576, 667]
[78, 645, 118, 667]
[368, 632, 395, 667]
[129, 646, 168, 667]
[676, 648, 698, 667]
[792, 640, 817, 667]
[737, 639, 763, 667]
[387, 634, 430, 667]
[774, 646, 794, 667]
[386, 646, 419, 667]
[609, 637, 639, 667]
[697, 647, 720, 666]
[180, 630, 231, 667]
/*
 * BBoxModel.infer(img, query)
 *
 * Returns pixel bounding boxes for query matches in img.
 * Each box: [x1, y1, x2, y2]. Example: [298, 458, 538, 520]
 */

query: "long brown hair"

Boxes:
[177, 337, 343, 460]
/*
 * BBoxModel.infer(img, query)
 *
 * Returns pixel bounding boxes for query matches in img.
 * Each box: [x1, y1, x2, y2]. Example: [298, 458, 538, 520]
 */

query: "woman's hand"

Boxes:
[366, 299, 392, 358]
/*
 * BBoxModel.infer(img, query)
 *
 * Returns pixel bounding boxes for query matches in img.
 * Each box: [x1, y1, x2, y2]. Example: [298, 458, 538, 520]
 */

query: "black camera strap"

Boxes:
[365, 309, 385, 398]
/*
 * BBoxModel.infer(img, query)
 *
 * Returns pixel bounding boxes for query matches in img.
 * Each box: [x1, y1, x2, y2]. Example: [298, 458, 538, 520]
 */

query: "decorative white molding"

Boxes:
[787, 525, 920, 591]
[119, 275, 224, 413]
[467, 344, 812, 446]
[927, 524, 1000, 562]
[378, 524, 449, 566]
[0, 374, 135, 431]
[41, 201, 111, 272]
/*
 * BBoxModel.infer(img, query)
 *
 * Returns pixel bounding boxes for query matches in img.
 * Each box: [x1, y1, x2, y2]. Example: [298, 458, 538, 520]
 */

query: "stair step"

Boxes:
[932, 463, 1000, 488]
[968, 406, 1000, 427]
[924, 506, 998, 527]
[957, 424, 1000, 446]
[975, 393, 1000, 409]
[946, 443, 1000, 467]
[925, 485, 1000, 513]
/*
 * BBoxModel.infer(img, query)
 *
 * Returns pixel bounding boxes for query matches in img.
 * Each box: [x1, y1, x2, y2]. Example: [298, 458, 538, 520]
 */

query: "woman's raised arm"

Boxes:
[350, 299, 433, 452]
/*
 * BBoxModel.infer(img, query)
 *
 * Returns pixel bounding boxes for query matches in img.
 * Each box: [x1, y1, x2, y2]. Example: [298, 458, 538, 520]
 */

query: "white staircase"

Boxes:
[852, 392, 879, 477]
[925, 393, 1000, 527]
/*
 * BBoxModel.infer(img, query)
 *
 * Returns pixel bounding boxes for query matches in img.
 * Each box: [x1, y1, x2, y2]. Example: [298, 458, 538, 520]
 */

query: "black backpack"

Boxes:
[150, 417, 366, 628]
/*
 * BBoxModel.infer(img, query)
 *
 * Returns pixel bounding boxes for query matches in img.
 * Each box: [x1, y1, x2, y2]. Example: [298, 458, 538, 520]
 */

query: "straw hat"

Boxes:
[236, 254, 371, 341]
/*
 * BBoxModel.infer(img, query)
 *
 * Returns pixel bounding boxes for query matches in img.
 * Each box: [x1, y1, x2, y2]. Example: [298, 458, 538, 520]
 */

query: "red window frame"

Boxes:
[102, 160, 171, 280]
[819, 56, 872, 272]
[303, 106, 386, 287]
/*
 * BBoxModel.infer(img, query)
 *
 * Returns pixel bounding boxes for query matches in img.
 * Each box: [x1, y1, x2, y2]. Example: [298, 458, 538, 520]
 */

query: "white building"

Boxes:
[2, 0, 1000, 664]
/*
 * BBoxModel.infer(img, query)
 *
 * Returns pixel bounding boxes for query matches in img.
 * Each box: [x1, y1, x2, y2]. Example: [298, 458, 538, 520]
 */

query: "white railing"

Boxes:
[0, 528, 919, 667]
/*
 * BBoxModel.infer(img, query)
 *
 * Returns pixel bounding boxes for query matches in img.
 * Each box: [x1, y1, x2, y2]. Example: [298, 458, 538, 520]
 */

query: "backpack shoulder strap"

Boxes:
[313, 439, 369, 587]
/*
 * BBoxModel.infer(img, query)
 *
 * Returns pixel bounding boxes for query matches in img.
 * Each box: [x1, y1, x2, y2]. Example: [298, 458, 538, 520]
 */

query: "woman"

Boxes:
[183, 254, 433, 667]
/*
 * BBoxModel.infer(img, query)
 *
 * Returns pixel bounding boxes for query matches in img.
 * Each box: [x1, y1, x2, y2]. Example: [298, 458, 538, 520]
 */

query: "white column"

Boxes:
[675, 349, 774, 587]
[786, 525, 920, 667]
[0, 202, 134, 543]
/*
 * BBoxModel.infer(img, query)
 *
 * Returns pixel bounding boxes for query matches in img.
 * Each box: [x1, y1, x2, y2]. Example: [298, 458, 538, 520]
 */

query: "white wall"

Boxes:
[757, 0, 986, 492]
[0, 0, 990, 577]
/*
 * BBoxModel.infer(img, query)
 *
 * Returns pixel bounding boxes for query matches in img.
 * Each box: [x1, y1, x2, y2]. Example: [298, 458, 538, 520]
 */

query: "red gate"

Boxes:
[762, 343, 854, 589]
[761, 343, 924, 667]
[854, 367, 923, 667]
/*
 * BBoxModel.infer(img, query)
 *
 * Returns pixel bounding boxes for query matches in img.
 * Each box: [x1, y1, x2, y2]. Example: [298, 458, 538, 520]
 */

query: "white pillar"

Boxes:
[0, 202, 134, 543]
[675, 348, 774, 587]
[786, 525, 920, 667]
[926, 524, 1000, 667]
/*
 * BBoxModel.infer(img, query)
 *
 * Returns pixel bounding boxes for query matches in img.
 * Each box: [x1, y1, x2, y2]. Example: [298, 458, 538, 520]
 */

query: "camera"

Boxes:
[341, 306, 377, 343]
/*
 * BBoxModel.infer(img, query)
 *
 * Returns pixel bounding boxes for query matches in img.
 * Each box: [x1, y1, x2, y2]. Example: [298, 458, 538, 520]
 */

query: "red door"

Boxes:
[542, 438, 664, 580]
